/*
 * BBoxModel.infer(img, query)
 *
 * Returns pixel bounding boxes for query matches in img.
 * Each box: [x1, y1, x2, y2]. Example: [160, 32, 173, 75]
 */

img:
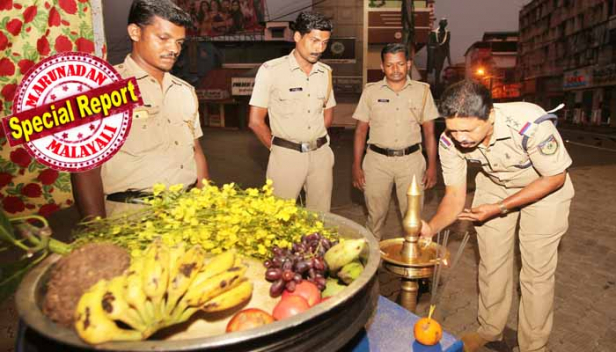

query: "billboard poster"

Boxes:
[175, 0, 266, 38]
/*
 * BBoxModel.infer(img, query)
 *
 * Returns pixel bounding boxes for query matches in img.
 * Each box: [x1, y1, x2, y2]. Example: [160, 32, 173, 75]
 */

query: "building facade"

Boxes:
[518, 0, 616, 126]
[465, 32, 520, 101]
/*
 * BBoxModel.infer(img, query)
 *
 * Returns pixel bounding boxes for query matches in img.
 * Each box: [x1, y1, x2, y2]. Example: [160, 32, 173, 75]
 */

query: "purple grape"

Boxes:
[315, 276, 326, 288]
[314, 258, 325, 271]
[265, 268, 282, 281]
[296, 260, 310, 273]
[270, 279, 285, 297]
[282, 270, 294, 282]
[272, 256, 284, 267]
[293, 273, 302, 283]
[263, 259, 273, 268]
[272, 246, 282, 256]
[308, 268, 316, 279]
[282, 259, 293, 271]
[285, 280, 297, 292]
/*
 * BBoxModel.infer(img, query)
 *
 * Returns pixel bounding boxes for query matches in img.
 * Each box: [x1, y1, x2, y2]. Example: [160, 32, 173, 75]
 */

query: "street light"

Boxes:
[474, 67, 493, 94]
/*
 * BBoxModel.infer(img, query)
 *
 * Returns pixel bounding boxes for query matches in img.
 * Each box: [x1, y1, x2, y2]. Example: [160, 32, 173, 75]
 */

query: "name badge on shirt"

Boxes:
[289, 87, 303, 92]
[377, 99, 390, 103]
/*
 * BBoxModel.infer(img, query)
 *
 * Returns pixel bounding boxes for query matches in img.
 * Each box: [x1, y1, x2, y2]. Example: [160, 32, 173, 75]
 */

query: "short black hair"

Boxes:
[381, 43, 409, 62]
[439, 80, 493, 120]
[292, 12, 333, 36]
[128, 0, 192, 28]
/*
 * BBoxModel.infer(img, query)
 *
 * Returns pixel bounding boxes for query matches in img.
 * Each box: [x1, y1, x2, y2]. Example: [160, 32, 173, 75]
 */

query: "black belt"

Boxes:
[106, 181, 198, 204]
[106, 190, 152, 204]
[369, 144, 420, 157]
[272, 136, 328, 153]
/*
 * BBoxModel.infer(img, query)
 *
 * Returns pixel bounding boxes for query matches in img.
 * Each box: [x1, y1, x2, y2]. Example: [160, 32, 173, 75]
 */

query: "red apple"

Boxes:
[226, 308, 275, 333]
[282, 281, 321, 307]
[272, 295, 310, 321]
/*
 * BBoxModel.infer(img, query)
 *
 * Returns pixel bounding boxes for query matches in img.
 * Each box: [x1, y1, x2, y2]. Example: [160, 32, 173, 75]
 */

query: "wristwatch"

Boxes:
[497, 201, 509, 215]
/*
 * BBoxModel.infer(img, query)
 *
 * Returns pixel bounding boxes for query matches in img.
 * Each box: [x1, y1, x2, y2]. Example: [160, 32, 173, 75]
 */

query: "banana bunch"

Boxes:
[74, 240, 253, 344]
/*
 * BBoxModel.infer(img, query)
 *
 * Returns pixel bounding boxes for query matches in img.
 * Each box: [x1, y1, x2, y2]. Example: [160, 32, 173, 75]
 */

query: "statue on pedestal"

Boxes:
[427, 18, 452, 92]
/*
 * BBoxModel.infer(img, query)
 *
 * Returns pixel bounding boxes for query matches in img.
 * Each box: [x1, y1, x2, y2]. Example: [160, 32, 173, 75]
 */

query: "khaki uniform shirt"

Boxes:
[352, 77, 438, 149]
[101, 55, 203, 194]
[249, 50, 336, 143]
[439, 102, 572, 188]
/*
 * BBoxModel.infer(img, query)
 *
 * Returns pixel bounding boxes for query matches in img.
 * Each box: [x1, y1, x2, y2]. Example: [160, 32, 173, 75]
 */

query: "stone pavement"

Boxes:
[1, 128, 616, 352]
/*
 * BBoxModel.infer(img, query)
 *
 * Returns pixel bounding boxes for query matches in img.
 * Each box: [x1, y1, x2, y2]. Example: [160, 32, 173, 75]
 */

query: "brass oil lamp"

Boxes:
[379, 176, 448, 312]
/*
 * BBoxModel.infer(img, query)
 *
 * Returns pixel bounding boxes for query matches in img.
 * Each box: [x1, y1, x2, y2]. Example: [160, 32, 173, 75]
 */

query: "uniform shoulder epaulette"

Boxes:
[113, 63, 127, 75]
[170, 74, 194, 89]
[316, 61, 332, 71]
[413, 80, 430, 88]
[504, 113, 538, 138]
[439, 133, 453, 149]
[262, 56, 286, 69]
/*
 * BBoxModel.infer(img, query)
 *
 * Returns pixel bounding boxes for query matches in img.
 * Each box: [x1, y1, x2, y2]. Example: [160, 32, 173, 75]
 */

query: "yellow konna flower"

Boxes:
[169, 184, 184, 193]
[152, 183, 166, 196]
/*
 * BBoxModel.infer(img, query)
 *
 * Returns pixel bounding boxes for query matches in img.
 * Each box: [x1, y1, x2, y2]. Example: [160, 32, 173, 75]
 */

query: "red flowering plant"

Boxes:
[0, 211, 71, 304]
[1, 0, 94, 218]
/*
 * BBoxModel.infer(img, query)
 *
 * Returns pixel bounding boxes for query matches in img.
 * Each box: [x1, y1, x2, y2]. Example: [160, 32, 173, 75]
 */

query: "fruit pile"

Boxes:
[74, 241, 252, 344]
[264, 233, 336, 297]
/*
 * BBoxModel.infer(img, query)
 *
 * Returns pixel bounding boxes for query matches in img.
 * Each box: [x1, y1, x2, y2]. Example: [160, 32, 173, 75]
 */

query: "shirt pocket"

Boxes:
[408, 102, 422, 124]
[274, 89, 303, 119]
[122, 105, 165, 156]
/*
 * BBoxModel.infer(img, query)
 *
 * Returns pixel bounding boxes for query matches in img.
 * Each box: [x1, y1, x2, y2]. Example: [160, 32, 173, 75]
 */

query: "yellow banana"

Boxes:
[201, 250, 236, 280]
[177, 250, 237, 302]
[201, 279, 253, 313]
[124, 257, 153, 324]
[182, 264, 248, 308]
[101, 276, 148, 332]
[74, 281, 143, 344]
[164, 245, 205, 316]
[141, 240, 170, 320]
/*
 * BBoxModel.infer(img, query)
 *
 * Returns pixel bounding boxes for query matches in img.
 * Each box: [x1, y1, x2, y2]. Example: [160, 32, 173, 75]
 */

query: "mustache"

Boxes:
[160, 54, 178, 60]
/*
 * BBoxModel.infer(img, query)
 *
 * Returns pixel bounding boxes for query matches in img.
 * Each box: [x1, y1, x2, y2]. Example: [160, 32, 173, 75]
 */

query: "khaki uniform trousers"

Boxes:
[266, 144, 334, 212]
[473, 172, 574, 352]
[362, 148, 426, 240]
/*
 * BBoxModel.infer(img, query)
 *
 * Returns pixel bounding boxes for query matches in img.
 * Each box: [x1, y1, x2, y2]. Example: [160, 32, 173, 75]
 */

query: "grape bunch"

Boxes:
[264, 233, 337, 297]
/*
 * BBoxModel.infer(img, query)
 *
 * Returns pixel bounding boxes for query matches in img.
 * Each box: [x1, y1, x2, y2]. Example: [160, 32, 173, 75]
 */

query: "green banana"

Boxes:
[74, 281, 143, 344]
[322, 278, 347, 298]
[337, 260, 364, 285]
[201, 279, 253, 313]
[165, 245, 205, 315]
[324, 239, 366, 272]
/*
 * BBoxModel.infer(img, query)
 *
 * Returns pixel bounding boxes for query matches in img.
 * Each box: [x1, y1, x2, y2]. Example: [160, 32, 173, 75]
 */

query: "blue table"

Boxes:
[352, 296, 463, 352]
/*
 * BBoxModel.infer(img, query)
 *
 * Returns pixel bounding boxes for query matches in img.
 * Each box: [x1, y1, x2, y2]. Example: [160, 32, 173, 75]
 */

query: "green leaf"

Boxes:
[5, 188, 19, 196]
[55, 172, 71, 192]
[27, 160, 38, 173]
[0, 257, 42, 304]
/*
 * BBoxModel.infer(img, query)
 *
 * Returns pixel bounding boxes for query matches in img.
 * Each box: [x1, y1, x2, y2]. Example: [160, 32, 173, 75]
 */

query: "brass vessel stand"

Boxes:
[379, 176, 448, 312]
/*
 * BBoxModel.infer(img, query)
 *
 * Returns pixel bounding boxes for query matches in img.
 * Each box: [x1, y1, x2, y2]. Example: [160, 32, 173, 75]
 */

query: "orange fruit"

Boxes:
[413, 317, 443, 346]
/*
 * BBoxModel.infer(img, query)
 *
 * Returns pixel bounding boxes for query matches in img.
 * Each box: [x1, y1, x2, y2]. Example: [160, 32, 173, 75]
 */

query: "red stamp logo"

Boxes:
[1, 52, 143, 172]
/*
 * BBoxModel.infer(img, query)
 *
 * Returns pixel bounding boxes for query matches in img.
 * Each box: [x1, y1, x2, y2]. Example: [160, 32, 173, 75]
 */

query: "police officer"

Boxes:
[420, 80, 574, 352]
[72, 0, 210, 218]
[352, 43, 438, 240]
[249, 12, 335, 212]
